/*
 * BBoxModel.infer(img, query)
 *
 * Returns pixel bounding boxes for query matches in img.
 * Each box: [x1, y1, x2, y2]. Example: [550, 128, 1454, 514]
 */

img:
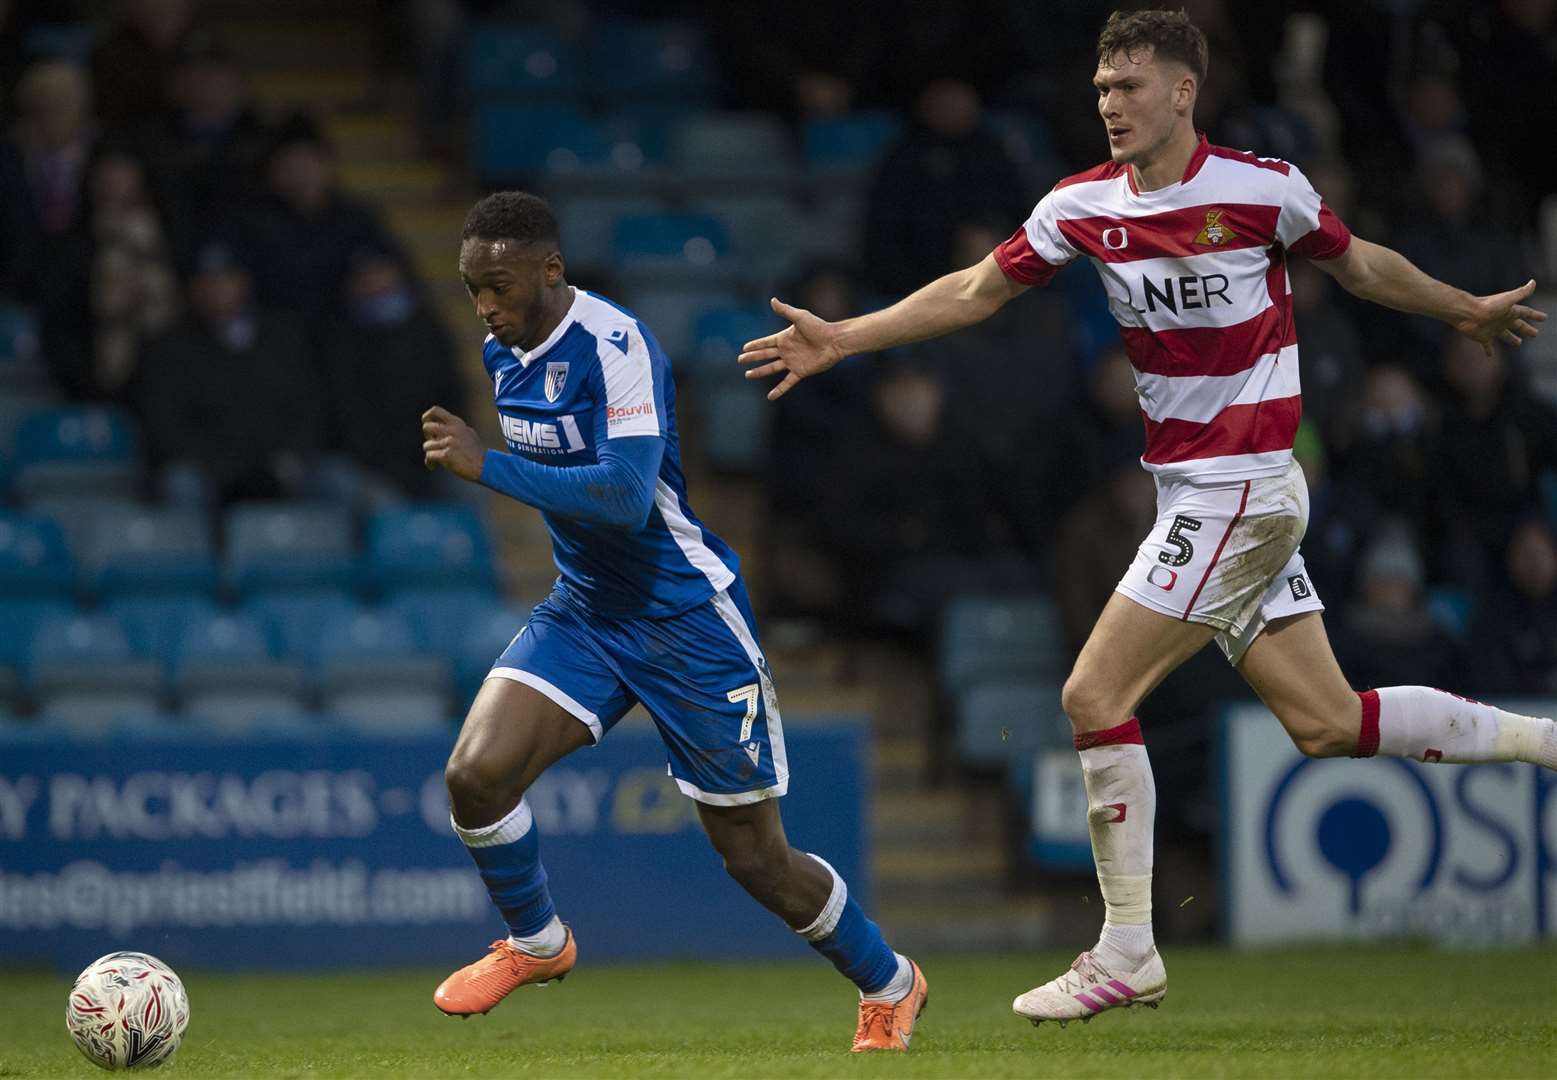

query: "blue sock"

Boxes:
[453, 797, 555, 938]
[798, 854, 900, 994]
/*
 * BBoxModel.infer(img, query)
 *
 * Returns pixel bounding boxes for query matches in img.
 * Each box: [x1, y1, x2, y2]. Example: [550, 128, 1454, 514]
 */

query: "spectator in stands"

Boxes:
[1331, 522, 1466, 692]
[1391, 135, 1528, 378]
[91, 0, 201, 135]
[134, 38, 268, 238]
[1289, 260, 1365, 445]
[0, 57, 96, 394]
[130, 241, 324, 505]
[319, 245, 462, 499]
[863, 78, 1028, 296]
[1427, 335, 1557, 590]
[236, 115, 399, 327]
[1039, 345, 1144, 520]
[88, 146, 180, 395]
[1469, 514, 1557, 697]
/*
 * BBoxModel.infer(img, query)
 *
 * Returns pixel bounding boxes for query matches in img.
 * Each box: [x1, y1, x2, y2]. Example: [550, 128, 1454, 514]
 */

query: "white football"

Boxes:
[66, 951, 190, 1071]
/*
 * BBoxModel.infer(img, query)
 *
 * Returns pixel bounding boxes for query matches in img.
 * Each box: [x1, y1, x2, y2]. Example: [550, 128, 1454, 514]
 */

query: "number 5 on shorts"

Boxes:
[1160, 514, 1202, 568]
[727, 684, 759, 742]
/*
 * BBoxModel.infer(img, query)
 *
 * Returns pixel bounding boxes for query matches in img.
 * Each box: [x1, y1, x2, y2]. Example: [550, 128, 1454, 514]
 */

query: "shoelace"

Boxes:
[855, 1002, 898, 1045]
[1052, 951, 1111, 995]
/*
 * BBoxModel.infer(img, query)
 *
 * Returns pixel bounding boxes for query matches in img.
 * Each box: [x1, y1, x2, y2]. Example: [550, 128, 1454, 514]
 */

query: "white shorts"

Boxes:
[1115, 460, 1325, 665]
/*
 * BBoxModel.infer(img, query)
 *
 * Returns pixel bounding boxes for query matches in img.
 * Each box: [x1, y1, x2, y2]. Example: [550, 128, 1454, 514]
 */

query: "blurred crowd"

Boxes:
[3, 0, 1555, 718]
[1, 0, 462, 510]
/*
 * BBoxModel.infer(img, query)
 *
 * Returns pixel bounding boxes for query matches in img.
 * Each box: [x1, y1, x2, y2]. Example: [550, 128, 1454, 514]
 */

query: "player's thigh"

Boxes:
[1236, 610, 1360, 756]
[1065, 590, 1219, 731]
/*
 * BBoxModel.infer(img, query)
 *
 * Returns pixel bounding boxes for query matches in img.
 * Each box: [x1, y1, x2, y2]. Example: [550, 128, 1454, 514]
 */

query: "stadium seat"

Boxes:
[464, 23, 579, 102]
[25, 494, 139, 568]
[364, 506, 497, 593]
[475, 105, 611, 183]
[597, 104, 690, 166]
[8, 406, 140, 501]
[614, 213, 730, 276]
[384, 587, 502, 664]
[669, 112, 796, 192]
[0, 387, 62, 461]
[589, 19, 716, 104]
[554, 193, 667, 274]
[955, 680, 1064, 769]
[328, 691, 452, 732]
[107, 594, 221, 674]
[35, 705, 176, 736]
[691, 304, 785, 378]
[244, 589, 359, 662]
[0, 598, 72, 673]
[453, 604, 532, 706]
[802, 112, 901, 178]
[618, 283, 742, 364]
[687, 193, 808, 281]
[223, 501, 357, 598]
[26, 612, 162, 710]
[0, 512, 74, 600]
[939, 594, 1067, 693]
[171, 611, 300, 697]
[316, 608, 451, 725]
[83, 505, 218, 598]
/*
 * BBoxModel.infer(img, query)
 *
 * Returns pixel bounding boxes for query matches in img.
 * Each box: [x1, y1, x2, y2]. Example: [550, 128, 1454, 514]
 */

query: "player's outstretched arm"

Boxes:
[738, 253, 1027, 401]
[1314, 237, 1546, 355]
[422, 406, 662, 529]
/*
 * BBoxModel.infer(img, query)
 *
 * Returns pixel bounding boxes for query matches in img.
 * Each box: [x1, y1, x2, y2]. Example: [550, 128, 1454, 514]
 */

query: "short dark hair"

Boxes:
[1097, 8, 1208, 86]
[462, 191, 559, 247]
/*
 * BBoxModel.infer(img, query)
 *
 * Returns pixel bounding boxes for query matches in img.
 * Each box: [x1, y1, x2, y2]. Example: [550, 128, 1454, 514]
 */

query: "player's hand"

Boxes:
[1455, 279, 1546, 355]
[737, 298, 846, 401]
[421, 405, 485, 482]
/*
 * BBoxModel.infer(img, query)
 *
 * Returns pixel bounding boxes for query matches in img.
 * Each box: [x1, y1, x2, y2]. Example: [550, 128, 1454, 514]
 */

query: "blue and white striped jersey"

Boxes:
[481, 288, 739, 617]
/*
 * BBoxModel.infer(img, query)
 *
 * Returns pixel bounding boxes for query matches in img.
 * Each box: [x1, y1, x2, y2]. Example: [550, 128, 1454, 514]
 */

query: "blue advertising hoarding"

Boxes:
[0, 718, 868, 971]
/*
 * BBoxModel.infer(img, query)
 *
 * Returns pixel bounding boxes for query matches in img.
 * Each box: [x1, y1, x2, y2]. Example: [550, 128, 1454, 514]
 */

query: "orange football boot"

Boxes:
[849, 959, 928, 1052]
[433, 931, 577, 1016]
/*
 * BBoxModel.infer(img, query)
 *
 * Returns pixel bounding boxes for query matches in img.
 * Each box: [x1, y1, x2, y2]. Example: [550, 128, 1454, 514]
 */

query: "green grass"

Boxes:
[2, 946, 1554, 1078]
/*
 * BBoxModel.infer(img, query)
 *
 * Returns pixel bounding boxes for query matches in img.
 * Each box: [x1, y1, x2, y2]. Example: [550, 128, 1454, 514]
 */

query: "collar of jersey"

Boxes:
[512, 287, 581, 368]
[1124, 131, 1211, 198]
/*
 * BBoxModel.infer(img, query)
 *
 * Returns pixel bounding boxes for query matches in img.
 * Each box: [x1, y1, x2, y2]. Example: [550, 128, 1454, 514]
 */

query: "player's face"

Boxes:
[458, 237, 562, 349]
[1094, 47, 1191, 167]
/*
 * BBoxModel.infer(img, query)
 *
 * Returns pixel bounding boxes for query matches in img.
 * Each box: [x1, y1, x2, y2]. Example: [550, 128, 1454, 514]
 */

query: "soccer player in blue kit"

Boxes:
[420, 192, 928, 1052]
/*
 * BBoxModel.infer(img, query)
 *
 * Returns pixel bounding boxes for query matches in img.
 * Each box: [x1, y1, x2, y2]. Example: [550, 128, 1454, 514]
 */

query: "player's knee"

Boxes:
[1061, 671, 1115, 731]
[715, 838, 787, 898]
[444, 751, 528, 822]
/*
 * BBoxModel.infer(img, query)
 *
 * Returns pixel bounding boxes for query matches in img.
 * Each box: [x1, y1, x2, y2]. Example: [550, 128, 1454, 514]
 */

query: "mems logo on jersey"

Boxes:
[501, 414, 577, 455]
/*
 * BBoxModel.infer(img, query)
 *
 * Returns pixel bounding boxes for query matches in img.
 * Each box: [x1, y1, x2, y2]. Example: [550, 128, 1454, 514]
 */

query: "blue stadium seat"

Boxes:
[687, 193, 806, 280]
[384, 587, 502, 664]
[0, 512, 74, 600]
[107, 594, 221, 674]
[453, 604, 532, 707]
[619, 283, 742, 364]
[955, 681, 1062, 769]
[669, 112, 795, 191]
[365, 506, 496, 592]
[692, 304, 784, 377]
[223, 501, 357, 598]
[802, 112, 901, 176]
[590, 20, 716, 104]
[0, 387, 61, 461]
[25, 494, 138, 568]
[177, 611, 308, 723]
[244, 589, 358, 662]
[465, 23, 579, 101]
[475, 105, 611, 182]
[27, 612, 162, 710]
[0, 598, 72, 672]
[8, 406, 140, 501]
[554, 193, 667, 273]
[939, 594, 1067, 693]
[36, 707, 178, 737]
[84, 505, 218, 598]
[598, 104, 690, 165]
[614, 213, 729, 265]
[316, 608, 451, 724]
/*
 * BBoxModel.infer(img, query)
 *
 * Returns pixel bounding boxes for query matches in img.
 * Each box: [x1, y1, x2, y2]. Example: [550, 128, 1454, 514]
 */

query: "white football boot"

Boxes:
[1012, 948, 1166, 1027]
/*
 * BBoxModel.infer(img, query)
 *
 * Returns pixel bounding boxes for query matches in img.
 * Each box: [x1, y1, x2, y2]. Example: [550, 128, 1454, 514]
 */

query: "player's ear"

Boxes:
[544, 249, 565, 285]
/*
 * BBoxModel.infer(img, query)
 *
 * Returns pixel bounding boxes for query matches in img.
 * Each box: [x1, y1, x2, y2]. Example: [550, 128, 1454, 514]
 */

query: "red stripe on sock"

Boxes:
[1074, 717, 1144, 751]
[1353, 690, 1380, 758]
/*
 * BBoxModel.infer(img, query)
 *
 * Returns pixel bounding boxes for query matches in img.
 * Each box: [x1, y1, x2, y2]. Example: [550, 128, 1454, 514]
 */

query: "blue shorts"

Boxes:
[488, 578, 788, 805]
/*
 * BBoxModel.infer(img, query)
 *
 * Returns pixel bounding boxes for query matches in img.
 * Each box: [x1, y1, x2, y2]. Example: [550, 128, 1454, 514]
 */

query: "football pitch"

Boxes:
[2, 945, 1553, 1078]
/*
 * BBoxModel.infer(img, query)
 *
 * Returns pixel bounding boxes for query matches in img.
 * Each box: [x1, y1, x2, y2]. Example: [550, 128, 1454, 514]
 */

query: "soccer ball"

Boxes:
[66, 952, 190, 1071]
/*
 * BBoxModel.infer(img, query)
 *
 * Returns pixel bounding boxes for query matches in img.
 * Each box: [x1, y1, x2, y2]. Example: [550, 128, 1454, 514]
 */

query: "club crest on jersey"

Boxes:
[544, 362, 569, 403]
[1193, 209, 1238, 246]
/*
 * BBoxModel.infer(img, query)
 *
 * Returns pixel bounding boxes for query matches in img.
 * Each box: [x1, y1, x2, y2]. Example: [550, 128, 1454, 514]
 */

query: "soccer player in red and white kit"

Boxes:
[740, 9, 1555, 1025]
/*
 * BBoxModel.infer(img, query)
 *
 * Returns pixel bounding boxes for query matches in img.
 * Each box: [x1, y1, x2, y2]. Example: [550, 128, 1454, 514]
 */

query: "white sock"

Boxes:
[860, 953, 912, 1003]
[508, 914, 566, 958]
[1370, 687, 1555, 765]
[1075, 718, 1155, 970]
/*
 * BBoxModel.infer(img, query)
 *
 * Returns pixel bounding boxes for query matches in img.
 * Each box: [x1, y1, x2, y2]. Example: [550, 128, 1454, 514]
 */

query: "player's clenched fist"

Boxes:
[422, 405, 485, 481]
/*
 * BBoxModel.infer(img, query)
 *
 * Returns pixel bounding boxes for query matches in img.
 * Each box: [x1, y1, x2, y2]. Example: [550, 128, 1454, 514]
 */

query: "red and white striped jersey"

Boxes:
[994, 133, 1351, 483]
